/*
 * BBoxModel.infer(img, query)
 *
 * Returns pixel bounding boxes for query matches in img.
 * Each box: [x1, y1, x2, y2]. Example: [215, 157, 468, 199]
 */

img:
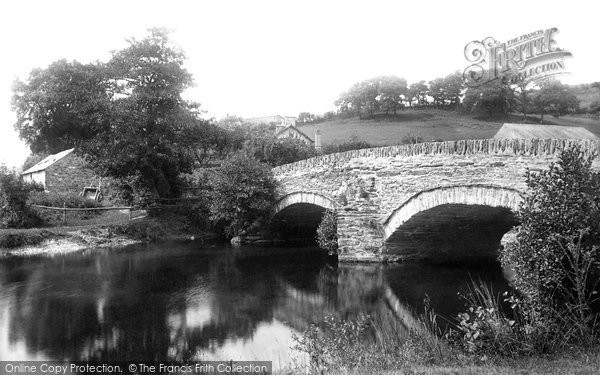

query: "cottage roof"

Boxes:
[493, 123, 599, 140]
[275, 125, 314, 144]
[22, 148, 75, 175]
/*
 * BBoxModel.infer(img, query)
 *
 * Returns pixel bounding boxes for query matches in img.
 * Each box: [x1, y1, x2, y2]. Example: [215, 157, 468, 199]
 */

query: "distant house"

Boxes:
[493, 123, 599, 140]
[245, 114, 321, 150]
[21, 149, 98, 197]
[245, 115, 297, 128]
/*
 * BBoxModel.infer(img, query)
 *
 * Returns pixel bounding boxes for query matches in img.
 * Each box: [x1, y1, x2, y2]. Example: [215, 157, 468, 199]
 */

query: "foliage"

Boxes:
[335, 76, 408, 118]
[13, 28, 220, 199]
[208, 154, 277, 237]
[293, 312, 450, 374]
[452, 282, 526, 356]
[12, 59, 111, 154]
[28, 190, 102, 209]
[316, 209, 338, 255]
[532, 80, 580, 123]
[500, 145, 600, 343]
[21, 153, 49, 172]
[463, 77, 515, 117]
[293, 314, 373, 373]
[215, 116, 318, 166]
[322, 135, 372, 155]
[0, 229, 52, 249]
[0, 166, 42, 228]
[27, 190, 103, 224]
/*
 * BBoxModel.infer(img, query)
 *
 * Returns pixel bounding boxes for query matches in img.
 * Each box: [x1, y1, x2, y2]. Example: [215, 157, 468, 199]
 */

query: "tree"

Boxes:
[298, 112, 317, 124]
[532, 81, 579, 123]
[377, 76, 407, 115]
[12, 59, 111, 154]
[13, 28, 216, 199]
[409, 81, 429, 107]
[428, 77, 446, 107]
[509, 74, 535, 122]
[442, 71, 464, 109]
[500, 146, 600, 330]
[463, 77, 515, 118]
[208, 153, 277, 237]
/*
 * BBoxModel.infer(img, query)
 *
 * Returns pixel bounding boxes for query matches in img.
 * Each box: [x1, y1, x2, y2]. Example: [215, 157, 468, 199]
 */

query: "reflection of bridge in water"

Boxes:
[0, 247, 428, 363]
[272, 139, 600, 262]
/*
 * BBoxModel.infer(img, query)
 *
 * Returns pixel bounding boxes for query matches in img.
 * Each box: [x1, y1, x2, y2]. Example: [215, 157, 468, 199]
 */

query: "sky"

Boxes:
[0, 0, 598, 168]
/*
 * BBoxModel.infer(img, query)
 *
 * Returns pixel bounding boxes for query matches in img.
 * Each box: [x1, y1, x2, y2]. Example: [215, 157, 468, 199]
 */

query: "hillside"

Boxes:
[297, 109, 600, 146]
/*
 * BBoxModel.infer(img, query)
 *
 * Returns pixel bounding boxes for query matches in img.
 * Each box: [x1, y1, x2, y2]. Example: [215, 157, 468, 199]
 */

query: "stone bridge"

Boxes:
[271, 139, 600, 262]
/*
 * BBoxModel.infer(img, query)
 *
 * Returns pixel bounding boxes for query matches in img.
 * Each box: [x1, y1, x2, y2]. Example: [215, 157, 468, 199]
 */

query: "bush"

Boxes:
[28, 190, 102, 209]
[265, 138, 318, 166]
[0, 166, 41, 228]
[208, 153, 277, 238]
[316, 209, 338, 255]
[28, 190, 103, 224]
[322, 135, 372, 155]
[500, 145, 600, 347]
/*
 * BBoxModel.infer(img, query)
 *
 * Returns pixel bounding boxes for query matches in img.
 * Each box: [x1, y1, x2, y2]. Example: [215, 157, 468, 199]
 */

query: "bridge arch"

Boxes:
[272, 192, 336, 217]
[382, 185, 523, 242]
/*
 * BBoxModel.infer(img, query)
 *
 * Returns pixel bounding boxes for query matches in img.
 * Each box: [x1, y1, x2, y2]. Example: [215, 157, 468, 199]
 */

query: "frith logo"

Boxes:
[463, 28, 572, 87]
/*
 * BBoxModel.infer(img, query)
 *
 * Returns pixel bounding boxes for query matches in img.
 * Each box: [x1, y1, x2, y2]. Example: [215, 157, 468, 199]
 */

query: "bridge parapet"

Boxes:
[272, 138, 600, 262]
[273, 138, 600, 174]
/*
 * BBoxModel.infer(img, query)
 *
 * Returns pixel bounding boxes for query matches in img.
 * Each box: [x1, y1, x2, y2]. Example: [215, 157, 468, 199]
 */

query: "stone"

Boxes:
[271, 139, 600, 262]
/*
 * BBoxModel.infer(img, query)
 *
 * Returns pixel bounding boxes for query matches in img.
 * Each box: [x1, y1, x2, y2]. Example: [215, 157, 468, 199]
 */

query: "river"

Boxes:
[0, 242, 511, 367]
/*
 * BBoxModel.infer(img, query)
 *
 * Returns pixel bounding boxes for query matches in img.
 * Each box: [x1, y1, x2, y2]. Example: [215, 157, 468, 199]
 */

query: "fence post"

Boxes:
[63, 202, 67, 224]
[128, 207, 132, 221]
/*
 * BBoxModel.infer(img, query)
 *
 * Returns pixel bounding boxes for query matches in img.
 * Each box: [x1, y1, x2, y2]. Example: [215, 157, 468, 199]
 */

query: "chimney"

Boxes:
[314, 129, 322, 152]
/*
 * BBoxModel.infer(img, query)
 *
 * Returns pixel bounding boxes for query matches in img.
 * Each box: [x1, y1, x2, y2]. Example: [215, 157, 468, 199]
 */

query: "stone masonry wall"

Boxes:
[273, 139, 600, 262]
[45, 153, 96, 196]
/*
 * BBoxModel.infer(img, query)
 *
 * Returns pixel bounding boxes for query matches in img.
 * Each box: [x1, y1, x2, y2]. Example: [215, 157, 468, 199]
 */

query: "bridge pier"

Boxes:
[336, 212, 385, 262]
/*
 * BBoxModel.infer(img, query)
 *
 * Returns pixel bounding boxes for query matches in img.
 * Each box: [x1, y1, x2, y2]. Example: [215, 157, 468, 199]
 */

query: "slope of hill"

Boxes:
[297, 109, 600, 146]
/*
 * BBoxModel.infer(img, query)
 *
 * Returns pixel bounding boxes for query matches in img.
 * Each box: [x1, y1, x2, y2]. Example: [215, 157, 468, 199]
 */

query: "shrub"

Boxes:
[322, 135, 372, 155]
[28, 190, 103, 224]
[208, 153, 277, 238]
[500, 145, 600, 346]
[0, 166, 41, 228]
[28, 190, 102, 209]
[265, 138, 318, 166]
[316, 209, 338, 255]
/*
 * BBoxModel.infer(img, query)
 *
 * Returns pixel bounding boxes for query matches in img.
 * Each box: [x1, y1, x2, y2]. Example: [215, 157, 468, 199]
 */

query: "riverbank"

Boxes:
[277, 348, 600, 375]
[0, 216, 219, 256]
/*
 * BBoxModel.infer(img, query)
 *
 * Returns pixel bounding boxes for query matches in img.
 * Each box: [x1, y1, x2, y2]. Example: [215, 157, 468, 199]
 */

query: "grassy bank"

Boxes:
[0, 207, 219, 255]
[297, 110, 600, 146]
[301, 352, 600, 375]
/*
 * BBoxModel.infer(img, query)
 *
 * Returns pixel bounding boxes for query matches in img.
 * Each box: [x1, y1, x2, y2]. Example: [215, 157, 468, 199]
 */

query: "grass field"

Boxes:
[297, 109, 600, 146]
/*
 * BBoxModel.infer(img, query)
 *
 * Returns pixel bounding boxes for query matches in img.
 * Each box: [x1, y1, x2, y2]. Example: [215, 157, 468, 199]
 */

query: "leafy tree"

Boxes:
[376, 76, 407, 115]
[298, 112, 317, 124]
[13, 28, 216, 199]
[463, 77, 515, 117]
[500, 146, 600, 331]
[316, 209, 338, 255]
[208, 154, 277, 237]
[442, 71, 465, 109]
[0, 166, 42, 228]
[532, 81, 579, 123]
[408, 80, 429, 107]
[509, 74, 535, 122]
[428, 77, 446, 107]
[12, 60, 111, 154]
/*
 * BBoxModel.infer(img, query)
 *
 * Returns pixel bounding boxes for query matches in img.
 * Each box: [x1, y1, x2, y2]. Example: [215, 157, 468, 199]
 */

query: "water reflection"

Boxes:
[0, 243, 510, 366]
